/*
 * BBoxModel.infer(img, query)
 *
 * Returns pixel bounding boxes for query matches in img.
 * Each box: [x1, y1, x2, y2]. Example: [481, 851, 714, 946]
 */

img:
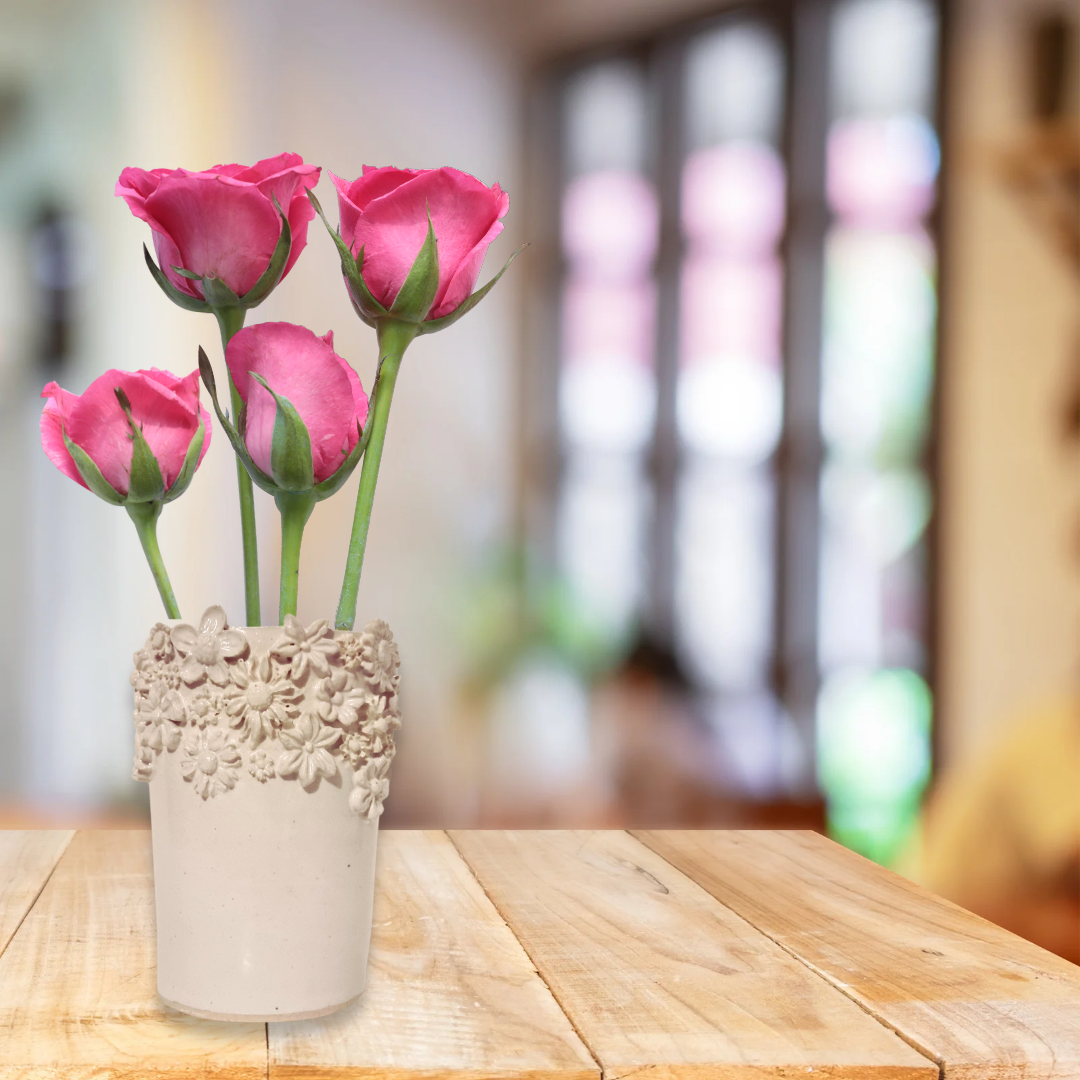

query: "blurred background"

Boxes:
[0, 0, 1076, 958]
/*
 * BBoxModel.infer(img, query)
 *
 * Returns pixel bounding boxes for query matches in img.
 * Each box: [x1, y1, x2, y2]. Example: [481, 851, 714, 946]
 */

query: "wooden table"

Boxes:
[1, 830, 1078, 1078]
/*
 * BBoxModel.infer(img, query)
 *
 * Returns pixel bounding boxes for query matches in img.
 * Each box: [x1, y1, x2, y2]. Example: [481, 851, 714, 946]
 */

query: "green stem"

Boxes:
[215, 307, 261, 627]
[276, 491, 317, 623]
[335, 320, 418, 630]
[126, 501, 181, 619]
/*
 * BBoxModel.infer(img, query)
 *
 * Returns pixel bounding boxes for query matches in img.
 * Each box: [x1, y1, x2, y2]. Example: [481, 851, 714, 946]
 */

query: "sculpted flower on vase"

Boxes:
[363, 696, 401, 757]
[137, 683, 186, 751]
[315, 669, 368, 728]
[223, 653, 300, 745]
[277, 713, 340, 787]
[180, 727, 242, 799]
[187, 685, 225, 728]
[171, 605, 248, 686]
[145, 623, 175, 665]
[132, 743, 155, 782]
[248, 749, 276, 783]
[358, 619, 400, 695]
[348, 756, 391, 820]
[272, 615, 339, 681]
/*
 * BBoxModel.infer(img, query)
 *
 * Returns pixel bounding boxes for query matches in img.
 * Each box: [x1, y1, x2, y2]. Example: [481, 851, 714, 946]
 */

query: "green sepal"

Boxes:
[388, 206, 439, 322]
[249, 373, 314, 492]
[61, 428, 126, 505]
[238, 195, 292, 308]
[171, 267, 202, 280]
[161, 416, 206, 504]
[197, 346, 280, 496]
[114, 387, 166, 503]
[144, 244, 211, 313]
[201, 274, 242, 311]
[312, 419, 367, 501]
[306, 188, 389, 324]
[419, 244, 526, 335]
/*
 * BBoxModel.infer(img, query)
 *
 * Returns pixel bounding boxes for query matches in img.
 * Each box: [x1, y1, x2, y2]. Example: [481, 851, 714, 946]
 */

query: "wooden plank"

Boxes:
[269, 830, 599, 1080]
[450, 829, 937, 1079]
[637, 830, 1080, 1080]
[0, 830, 267, 1080]
[0, 831, 73, 960]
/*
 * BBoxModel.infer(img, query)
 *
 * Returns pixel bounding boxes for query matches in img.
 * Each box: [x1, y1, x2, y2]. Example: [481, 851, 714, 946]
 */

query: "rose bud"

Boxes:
[198, 321, 370, 621]
[116, 153, 321, 315]
[40, 368, 212, 617]
[307, 165, 523, 338]
[41, 368, 210, 505]
[305, 166, 525, 632]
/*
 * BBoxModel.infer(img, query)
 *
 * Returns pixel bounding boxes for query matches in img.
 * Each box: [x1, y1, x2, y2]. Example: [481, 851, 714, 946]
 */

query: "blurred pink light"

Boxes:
[679, 255, 783, 367]
[681, 141, 786, 255]
[562, 170, 659, 278]
[562, 278, 657, 368]
[827, 115, 938, 226]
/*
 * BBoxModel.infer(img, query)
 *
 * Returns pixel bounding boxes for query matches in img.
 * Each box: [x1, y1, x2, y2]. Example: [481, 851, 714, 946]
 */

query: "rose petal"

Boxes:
[226, 323, 365, 484]
[143, 173, 283, 298]
[39, 385, 90, 490]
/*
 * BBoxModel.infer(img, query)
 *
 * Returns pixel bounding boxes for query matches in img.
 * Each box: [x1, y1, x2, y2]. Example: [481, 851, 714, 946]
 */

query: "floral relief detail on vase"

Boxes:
[171, 605, 249, 687]
[349, 755, 392, 820]
[187, 685, 225, 728]
[132, 742, 155, 781]
[277, 713, 341, 787]
[223, 653, 300, 745]
[248, 748, 276, 783]
[136, 682, 186, 751]
[315, 669, 368, 728]
[271, 615, 339, 682]
[180, 727, 242, 799]
[144, 623, 176, 665]
[357, 619, 400, 696]
[130, 610, 401, 813]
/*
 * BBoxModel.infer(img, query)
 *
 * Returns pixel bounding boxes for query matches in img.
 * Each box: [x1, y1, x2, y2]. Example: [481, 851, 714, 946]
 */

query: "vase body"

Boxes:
[130, 610, 400, 1022]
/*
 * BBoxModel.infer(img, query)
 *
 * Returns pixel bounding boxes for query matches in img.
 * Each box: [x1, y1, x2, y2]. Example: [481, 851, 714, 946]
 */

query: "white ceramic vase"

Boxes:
[130, 607, 400, 1021]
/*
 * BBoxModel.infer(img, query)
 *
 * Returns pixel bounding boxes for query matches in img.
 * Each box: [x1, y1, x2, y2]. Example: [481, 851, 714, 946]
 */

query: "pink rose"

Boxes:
[41, 368, 211, 501]
[331, 166, 509, 320]
[116, 153, 321, 301]
[226, 322, 369, 487]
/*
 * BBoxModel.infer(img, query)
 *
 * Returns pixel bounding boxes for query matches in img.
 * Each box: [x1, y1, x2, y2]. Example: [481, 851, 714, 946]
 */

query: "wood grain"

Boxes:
[0, 831, 72, 961]
[450, 829, 937, 1079]
[268, 830, 598, 1080]
[0, 829, 267, 1080]
[637, 830, 1080, 1080]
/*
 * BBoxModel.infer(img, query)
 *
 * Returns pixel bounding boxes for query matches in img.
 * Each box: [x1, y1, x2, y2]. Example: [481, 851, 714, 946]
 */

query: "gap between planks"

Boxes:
[444, 829, 606, 1079]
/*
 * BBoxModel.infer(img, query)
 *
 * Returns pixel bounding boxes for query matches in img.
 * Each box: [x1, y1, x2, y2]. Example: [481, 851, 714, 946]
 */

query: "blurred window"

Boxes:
[543, 0, 942, 863]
